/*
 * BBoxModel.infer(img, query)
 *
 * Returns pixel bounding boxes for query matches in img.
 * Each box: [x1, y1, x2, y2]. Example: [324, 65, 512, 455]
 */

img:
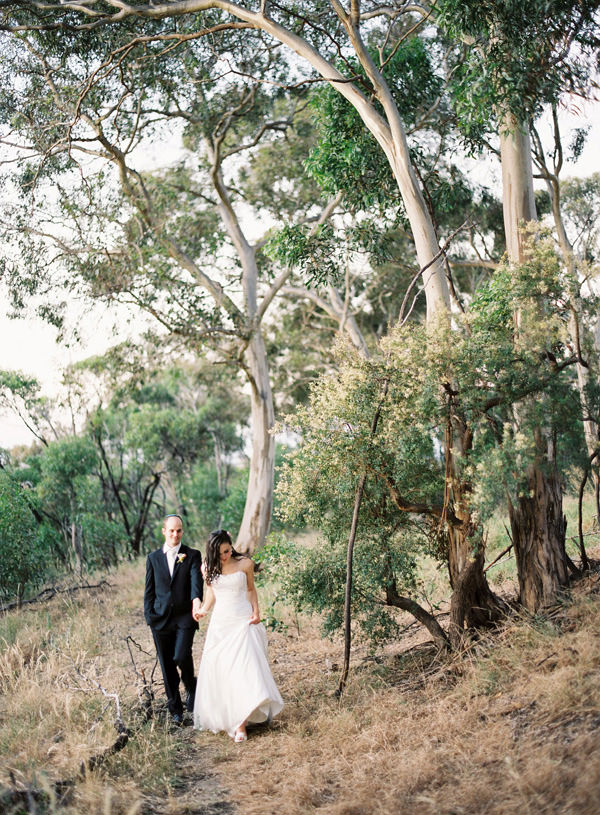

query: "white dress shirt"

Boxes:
[163, 542, 181, 577]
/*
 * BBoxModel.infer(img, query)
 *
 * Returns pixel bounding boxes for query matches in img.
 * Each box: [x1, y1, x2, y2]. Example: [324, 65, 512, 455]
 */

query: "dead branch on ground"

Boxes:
[66, 655, 131, 774]
[0, 580, 112, 613]
[125, 634, 158, 721]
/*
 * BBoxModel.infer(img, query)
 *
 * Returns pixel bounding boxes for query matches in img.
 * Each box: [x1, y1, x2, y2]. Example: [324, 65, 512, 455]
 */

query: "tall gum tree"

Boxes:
[0, 26, 344, 551]
[0, 0, 451, 320]
[500, 115, 570, 609]
[437, 0, 598, 611]
[435, 0, 600, 609]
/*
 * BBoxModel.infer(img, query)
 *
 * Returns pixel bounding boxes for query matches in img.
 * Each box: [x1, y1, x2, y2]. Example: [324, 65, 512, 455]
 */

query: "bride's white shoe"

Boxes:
[234, 728, 248, 743]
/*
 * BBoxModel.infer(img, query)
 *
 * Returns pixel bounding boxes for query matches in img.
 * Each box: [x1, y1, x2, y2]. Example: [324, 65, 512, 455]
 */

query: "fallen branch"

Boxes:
[67, 655, 131, 775]
[1, 633, 159, 809]
[125, 634, 157, 721]
[2, 771, 74, 812]
[0, 580, 112, 613]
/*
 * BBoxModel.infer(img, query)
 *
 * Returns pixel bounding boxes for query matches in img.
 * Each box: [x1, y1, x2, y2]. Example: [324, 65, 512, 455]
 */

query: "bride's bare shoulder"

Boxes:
[238, 555, 254, 572]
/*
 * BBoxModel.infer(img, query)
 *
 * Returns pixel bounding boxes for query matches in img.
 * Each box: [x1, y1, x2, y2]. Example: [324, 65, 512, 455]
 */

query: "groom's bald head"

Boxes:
[162, 514, 183, 548]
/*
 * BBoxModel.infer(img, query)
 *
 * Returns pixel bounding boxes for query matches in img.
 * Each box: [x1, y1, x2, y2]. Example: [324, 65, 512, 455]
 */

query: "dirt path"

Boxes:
[141, 732, 235, 815]
[91, 568, 238, 815]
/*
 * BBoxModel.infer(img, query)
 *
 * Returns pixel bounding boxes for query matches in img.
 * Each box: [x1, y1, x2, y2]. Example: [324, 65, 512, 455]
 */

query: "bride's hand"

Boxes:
[248, 611, 260, 625]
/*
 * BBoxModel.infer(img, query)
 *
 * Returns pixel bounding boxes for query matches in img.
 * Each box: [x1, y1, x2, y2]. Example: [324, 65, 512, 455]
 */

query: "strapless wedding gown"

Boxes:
[193, 570, 283, 737]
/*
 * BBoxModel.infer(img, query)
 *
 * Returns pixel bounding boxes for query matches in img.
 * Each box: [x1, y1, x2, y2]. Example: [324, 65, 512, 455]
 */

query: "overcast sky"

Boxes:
[1, 100, 599, 450]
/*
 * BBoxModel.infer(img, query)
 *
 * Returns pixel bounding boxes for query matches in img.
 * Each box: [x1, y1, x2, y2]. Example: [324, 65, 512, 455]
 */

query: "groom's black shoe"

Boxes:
[171, 712, 184, 725]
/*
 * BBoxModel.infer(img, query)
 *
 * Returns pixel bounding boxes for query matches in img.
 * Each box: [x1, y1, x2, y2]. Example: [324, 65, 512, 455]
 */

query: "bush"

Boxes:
[0, 473, 52, 603]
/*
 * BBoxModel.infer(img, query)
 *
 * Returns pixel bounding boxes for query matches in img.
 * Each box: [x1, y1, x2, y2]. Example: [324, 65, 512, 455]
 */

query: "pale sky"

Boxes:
[1, 100, 599, 450]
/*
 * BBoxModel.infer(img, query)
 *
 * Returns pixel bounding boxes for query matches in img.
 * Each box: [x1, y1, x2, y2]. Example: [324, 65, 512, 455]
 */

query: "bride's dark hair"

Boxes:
[204, 529, 246, 584]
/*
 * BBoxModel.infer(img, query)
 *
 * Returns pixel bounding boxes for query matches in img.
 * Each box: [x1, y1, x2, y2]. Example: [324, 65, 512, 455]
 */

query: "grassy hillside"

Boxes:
[1, 548, 600, 815]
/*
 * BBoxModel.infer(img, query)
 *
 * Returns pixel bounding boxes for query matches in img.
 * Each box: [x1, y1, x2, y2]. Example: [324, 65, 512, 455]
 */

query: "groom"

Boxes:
[144, 514, 203, 724]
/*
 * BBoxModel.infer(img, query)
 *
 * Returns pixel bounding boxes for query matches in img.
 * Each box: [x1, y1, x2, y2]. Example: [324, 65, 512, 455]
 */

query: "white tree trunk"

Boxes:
[237, 332, 275, 552]
[499, 114, 537, 261]
[206, 138, 276, 552]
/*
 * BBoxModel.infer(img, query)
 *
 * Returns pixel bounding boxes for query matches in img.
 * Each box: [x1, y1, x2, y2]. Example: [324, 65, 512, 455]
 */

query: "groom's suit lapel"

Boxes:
[156, 548, 171, 584]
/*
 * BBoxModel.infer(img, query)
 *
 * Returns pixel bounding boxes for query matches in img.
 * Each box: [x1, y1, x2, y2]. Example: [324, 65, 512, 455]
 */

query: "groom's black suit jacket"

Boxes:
[144, 544, 203, 631]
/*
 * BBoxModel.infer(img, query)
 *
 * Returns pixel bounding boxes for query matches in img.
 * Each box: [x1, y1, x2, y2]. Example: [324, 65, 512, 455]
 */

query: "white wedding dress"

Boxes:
[193, 570, 284, 737]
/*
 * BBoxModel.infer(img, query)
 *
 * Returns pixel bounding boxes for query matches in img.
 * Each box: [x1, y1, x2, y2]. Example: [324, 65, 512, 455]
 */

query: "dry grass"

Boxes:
[0, 564, 213, 815]
[1, 559, 600, 815]
[221, 572, 600, 815]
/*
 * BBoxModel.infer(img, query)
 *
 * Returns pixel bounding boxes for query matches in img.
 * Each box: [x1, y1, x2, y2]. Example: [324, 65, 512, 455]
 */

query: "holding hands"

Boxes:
[192, 591, 212, 622]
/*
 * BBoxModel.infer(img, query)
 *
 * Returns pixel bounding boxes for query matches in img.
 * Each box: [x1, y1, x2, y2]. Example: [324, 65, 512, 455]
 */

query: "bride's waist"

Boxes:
[213, 597, 252, 616]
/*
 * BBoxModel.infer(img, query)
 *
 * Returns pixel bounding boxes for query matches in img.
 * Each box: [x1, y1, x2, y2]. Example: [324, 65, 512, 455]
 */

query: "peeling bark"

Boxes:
[445, 415, 504, 643]
[508, 462, 568, 610]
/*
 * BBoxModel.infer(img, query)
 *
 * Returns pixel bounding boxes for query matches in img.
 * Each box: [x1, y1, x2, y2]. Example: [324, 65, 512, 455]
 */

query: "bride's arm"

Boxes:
[193, 585, 215, 620]
[244, 560, 261, 624]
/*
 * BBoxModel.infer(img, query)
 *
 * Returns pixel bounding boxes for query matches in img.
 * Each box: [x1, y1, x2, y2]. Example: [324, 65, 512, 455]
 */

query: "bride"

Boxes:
[192, 529, 284, 742]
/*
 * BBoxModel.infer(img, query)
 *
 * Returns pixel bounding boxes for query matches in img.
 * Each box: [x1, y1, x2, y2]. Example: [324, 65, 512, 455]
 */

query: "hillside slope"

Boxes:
[1, 559, 600, 815]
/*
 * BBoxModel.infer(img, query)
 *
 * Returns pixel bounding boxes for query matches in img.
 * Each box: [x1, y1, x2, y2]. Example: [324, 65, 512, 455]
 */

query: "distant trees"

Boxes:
[0, 354, 251, 601]
[81, 353, 248, 549]
[0, 470, 46, 606]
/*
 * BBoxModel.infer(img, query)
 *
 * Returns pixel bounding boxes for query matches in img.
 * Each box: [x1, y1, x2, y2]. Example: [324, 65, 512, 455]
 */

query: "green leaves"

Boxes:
[437, 0, 600, 137]
[265, 222, 341, 287]
[273, 230, 592, 640]
[0, 472, 48, 602]
[262, 532, 418, 645]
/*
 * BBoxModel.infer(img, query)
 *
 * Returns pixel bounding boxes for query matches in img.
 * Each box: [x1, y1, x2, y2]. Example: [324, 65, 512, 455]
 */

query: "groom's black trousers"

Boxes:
[152, 624, 196, 715]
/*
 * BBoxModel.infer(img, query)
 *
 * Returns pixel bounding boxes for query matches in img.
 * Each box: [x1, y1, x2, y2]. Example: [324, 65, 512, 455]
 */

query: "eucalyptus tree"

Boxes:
[0, 19, 346, 551]
[276, 231, 583, 645]
[531, 120, 600, 516]
[0, 0, 451, 319]
[435, 0, 600, 609]
[264, 38, 514, 643]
